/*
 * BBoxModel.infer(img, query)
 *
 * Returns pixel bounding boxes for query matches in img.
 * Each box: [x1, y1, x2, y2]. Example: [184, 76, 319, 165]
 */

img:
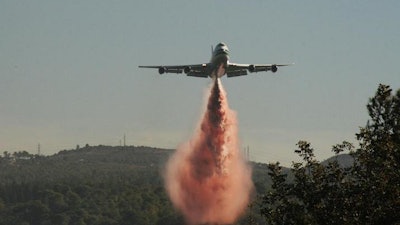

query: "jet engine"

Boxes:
[248, 64, 255, 72]
[158, 67, 166, 74]
[184, 66, 191, 74]
[271, 64, 278, 73]
[158, 67, 183, 74]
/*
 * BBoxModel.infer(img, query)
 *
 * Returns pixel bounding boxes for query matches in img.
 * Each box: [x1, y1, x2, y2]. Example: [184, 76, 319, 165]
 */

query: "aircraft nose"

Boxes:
[216, 42, 226, 47]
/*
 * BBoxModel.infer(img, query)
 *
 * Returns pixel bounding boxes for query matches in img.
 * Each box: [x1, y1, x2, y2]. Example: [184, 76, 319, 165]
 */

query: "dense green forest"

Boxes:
[0, 146, 176, 225]
[0, 145, 273, 225]
[1, 84, 399, 225]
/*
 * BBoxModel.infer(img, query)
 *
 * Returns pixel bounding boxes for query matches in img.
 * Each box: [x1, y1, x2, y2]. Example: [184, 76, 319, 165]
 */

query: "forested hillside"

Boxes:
[0, 145, 272, 225]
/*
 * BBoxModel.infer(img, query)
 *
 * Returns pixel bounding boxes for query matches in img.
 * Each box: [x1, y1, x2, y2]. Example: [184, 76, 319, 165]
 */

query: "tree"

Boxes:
[3, 151, 10, 159]
[11, 200, 50, 225]
[260, 84, 400, 225]
[352, 84, 400, 224]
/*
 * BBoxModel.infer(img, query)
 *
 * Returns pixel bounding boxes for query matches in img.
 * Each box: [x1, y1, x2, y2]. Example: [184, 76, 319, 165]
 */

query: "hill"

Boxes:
[321, 153, 354, 168]
[1, 145, 172, 186]
[0, 145, 358, 225]
[0, 145, 275, 225]
[1, 145, 276, 191]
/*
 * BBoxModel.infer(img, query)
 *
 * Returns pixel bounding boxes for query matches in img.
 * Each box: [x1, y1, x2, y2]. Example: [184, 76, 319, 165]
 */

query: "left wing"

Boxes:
[226, 62, 292, 77]
[139, 63, 210, 78]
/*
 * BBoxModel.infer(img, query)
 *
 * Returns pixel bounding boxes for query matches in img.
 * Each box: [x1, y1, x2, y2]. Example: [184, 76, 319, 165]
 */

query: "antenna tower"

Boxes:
[123, 134, 126, 147]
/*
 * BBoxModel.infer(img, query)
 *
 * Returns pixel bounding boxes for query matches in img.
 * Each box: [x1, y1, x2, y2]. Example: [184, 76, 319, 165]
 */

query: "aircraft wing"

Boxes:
[226, 62, 292, 77]
[138, 63, 210, 78]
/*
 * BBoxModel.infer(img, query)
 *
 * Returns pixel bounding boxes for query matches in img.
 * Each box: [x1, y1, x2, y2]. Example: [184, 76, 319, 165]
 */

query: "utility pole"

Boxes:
[123, 134, 126, 147]
[37, 143, 41, 156]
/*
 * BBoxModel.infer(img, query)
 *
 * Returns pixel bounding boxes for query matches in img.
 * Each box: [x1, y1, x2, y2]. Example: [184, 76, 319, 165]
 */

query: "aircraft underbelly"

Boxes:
[211, 54, 229, 78]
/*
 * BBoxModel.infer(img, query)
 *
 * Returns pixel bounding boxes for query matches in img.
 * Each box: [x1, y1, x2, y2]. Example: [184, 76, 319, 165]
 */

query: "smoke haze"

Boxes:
[165, 78, 253, 225]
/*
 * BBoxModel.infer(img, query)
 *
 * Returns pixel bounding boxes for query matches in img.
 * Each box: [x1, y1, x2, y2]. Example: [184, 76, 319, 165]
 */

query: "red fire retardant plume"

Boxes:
[165, 78, 253, 225]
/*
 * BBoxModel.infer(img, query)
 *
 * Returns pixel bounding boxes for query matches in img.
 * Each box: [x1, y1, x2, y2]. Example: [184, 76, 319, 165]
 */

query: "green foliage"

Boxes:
[352, 84, 400, 224]
[0, 146, 180, 225]
[260, 84, 400, 225]
[0, 145, 268, 225]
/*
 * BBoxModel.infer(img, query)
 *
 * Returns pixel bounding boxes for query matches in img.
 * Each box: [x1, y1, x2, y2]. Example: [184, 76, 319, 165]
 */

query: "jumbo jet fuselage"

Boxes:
[209, 43, 230, 78]
[180, 43, 230, 79]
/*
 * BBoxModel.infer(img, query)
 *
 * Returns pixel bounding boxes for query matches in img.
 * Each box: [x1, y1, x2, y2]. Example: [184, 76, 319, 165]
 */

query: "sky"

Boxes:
[1, 1, 399, 166]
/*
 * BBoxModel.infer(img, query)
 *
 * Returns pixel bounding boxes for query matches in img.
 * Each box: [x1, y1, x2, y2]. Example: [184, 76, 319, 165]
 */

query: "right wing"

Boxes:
[139, 63, 211, 78]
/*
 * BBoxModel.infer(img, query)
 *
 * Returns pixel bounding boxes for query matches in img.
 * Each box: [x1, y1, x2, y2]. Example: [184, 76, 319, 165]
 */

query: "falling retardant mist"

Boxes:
[165, 78, 253, 225]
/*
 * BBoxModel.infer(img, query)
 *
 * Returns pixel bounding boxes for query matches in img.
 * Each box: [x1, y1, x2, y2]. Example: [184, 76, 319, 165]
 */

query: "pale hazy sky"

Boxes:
[1, 1, 399, 165]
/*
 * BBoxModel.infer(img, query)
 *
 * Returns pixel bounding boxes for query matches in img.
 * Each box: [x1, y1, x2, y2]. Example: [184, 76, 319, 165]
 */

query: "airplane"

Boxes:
[138, 42, 291, 78]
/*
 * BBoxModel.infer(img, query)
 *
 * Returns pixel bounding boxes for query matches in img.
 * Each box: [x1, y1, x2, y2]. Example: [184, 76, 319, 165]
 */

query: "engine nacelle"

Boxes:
[248, 64, 255, 72]
[158, 67, 166, 74]
[227, 70, 247, 77]
[184, 66, 191, 74]
[187, 71, 208, 78]
[271, 64, 278, 73]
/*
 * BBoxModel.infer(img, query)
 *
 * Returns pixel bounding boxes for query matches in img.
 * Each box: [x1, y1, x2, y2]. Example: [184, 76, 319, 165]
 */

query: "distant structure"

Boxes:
[37, 143, 41, 156]
[124, 134, 126, 147]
